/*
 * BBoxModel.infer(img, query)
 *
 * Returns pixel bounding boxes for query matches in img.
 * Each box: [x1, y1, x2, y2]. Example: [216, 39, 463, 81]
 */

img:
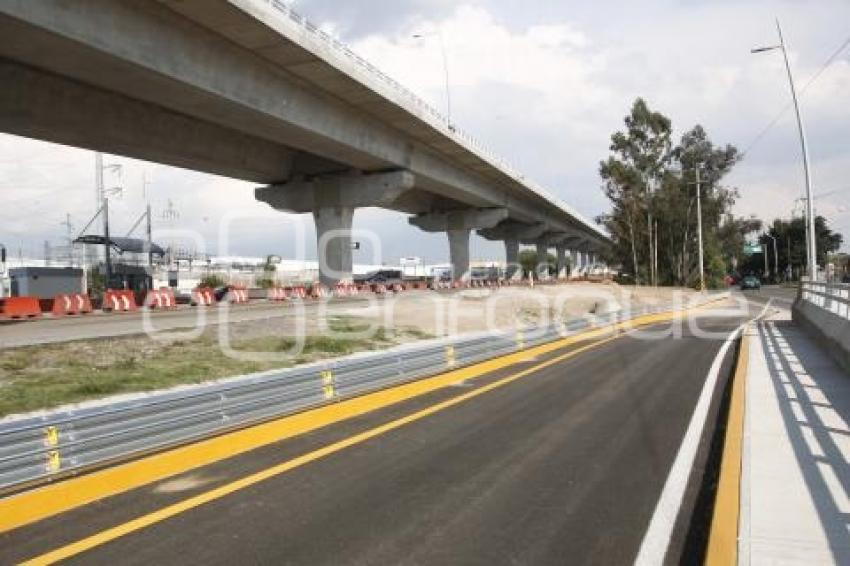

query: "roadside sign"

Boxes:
[744, 244, 763, 255]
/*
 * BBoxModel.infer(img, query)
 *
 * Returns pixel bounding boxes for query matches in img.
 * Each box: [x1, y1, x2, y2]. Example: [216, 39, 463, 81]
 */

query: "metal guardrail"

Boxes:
[0, 303, 687, 493]
[799, 281, 850, 320]
[257, 0, 605, 239]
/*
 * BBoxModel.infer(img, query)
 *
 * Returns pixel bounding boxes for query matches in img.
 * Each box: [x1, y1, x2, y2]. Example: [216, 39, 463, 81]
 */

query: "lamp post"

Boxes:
[752, 19, 817, 280]
[412, 31, 452, 126]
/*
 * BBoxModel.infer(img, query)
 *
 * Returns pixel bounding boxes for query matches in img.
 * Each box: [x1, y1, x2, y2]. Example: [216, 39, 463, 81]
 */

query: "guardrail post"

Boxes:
[321, 369, 335, 400]
[43, 425, 61, 474]
[445, 345, 456, 368]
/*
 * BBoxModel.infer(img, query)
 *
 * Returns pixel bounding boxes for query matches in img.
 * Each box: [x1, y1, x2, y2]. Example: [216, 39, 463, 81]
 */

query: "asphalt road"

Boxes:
[1, 303, 753, 565]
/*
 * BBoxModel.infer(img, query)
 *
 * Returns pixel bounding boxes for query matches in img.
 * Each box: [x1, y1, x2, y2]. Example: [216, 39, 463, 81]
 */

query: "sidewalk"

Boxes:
[740, 309, 850, 564]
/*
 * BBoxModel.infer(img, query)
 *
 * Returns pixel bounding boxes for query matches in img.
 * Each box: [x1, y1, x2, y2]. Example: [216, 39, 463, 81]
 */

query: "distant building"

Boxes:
[8, 267, 84, 298]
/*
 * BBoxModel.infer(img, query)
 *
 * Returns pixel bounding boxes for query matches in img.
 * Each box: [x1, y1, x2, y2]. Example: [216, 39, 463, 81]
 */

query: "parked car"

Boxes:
[739, 275, 761, 290]
[353, 269, 403, 286]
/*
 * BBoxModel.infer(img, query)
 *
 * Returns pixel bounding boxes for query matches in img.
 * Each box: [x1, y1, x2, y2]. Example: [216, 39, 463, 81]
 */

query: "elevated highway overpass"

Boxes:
[0, 0, 609, 284]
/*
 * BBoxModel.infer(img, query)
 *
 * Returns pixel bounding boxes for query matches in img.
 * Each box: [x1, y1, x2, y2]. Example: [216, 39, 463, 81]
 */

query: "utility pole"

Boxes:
[103, 197, 112, 287]
[763, 240, 769, 279]
[654, 219, 659, 287]
[695, 167, 705, 291]
[146, 203, 153, 271]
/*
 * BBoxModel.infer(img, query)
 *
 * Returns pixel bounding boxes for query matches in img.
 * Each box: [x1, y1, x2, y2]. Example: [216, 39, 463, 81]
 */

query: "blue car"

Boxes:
[739, 275, 761, 290]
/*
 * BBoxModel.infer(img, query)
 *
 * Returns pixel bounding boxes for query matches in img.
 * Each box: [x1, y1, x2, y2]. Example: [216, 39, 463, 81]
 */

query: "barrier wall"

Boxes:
[191, 288, 216, 306]
[102, 290, 138, 312]
[50, 294, 93, 316]
[793, 282, 850, 374]
[0, 297, 42, 320]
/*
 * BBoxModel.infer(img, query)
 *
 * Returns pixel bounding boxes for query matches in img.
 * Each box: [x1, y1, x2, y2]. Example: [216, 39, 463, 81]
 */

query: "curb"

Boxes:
[705, 328, 750, 564]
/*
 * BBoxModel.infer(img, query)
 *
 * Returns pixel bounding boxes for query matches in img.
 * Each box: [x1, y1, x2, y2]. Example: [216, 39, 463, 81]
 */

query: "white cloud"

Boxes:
[1, 0, 849, 260]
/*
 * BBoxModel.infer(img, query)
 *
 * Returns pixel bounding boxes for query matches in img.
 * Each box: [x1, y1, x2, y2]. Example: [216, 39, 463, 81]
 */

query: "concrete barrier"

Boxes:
[191, 288, 216, 306]
[103, 290, 138, 313]
[793, 283, 850, 374]
[225, 288, 249, 305]
[0, 296, 42, 320]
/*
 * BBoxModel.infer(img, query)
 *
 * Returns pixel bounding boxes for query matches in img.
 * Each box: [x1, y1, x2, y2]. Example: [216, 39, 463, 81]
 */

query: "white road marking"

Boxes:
[634, 323, 744, 565]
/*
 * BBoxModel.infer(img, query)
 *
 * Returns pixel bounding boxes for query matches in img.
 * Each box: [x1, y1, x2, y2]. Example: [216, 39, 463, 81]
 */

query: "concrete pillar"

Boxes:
[536, 241, 549, 280]
[256, 170, 415, 287]
[556, 245, 568, 280]
[570, 249, 579, 278]
[504, 238, 520, 280]
[448, 229, 472, 281]
[409, 208, 508, 282]
[313, 206, 354, 288]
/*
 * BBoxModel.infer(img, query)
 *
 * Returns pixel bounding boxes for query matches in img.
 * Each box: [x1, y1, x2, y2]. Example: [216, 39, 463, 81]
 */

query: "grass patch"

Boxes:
[0, 320, 426, 418]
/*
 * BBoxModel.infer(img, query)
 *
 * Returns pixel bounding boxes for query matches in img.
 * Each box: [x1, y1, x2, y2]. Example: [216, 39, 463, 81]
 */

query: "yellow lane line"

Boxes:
[22, 331, 628, 565]
[705, 329, 750, 565]
[0, 309, 688, 535]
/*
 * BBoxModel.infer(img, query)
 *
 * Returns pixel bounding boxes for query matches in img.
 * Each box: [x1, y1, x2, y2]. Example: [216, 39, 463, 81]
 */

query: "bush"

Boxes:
[256, 277, 276, 289]
[198, 274, 226, 289]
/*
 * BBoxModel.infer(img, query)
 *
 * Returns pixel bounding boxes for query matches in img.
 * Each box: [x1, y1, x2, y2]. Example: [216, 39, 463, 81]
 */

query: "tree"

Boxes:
[739, 215, 844, 280]
[599, 99, 743, 288]
[198, 274, 225, 289]
[518, 249, 556, 278]
[599, 98, 672, 284]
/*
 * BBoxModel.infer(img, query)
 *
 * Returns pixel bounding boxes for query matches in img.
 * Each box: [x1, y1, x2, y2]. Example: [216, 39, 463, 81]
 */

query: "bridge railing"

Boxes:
[799, 281, 850, 320]
[259, 1, 604, 239]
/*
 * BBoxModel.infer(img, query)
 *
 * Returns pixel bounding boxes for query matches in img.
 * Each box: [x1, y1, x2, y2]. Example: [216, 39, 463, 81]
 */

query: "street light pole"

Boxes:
[413, 31, 452, 126]
[752, 19, 817, 280]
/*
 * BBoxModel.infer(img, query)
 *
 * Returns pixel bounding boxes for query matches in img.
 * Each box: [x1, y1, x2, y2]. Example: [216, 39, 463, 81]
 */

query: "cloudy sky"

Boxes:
[1, 0, 848, 264]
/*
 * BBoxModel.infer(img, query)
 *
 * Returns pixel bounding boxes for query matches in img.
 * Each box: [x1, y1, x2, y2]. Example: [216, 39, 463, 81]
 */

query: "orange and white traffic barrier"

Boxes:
[144, 288, 177, 310]
[334, 283, 359, 297]
[103, 290, 138, 313]
[0, 296, 42, 320]
[374, 283, 387, 295]
[226, 287, 249, 304]
[192, 288, 216, 306]
[309, 284, 329, 299]
[51, 294, 76, 317]
[284, 286, 305, 300]
[74, 293, 94, 313]
[51, 293, 92, 316]
[268, 287, 288, 301]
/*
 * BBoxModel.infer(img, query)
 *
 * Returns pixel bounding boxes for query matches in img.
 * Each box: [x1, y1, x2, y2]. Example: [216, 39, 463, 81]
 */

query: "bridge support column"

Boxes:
[313, 206, 354, 288]
[448, 229, 471, 281]
[570, 249, 580, 278]
[256, 170, 415, 287]
[556, 245, 568, 280]
[536, 241, 550, 281]
[410, 208, 508, 281]
[504, 237, 520, 280]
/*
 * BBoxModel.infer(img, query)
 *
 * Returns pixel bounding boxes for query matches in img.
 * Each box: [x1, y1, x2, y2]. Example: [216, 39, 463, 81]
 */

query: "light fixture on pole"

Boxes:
[412, 31, 452, 127]
[752, 19, 817, 280]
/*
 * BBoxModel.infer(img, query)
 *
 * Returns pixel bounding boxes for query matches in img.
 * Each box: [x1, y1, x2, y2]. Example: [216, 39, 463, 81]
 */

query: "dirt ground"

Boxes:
[0, 282, 696, 419]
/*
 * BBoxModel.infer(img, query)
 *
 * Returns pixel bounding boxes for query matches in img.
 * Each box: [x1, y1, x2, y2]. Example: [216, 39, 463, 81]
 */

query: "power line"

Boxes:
[742, 33, 850, 157]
